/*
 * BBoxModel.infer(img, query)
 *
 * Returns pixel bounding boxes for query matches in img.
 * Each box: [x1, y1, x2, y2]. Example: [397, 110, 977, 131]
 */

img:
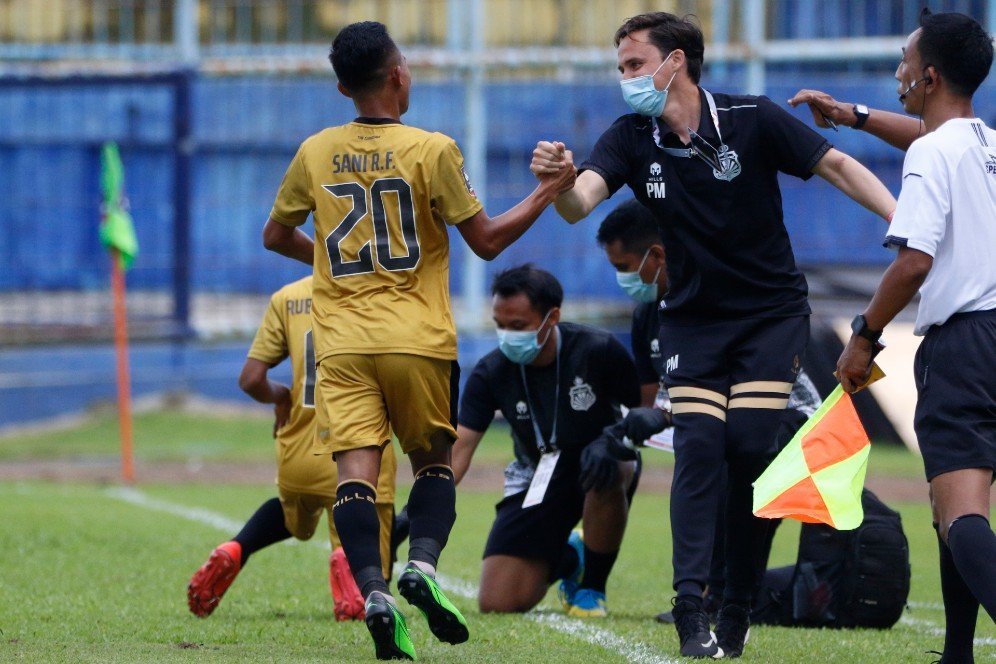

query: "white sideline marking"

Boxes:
[105, 487, 678, 663]
[108, 487, 245, 533]
[900, 616, 996, 647]
[530, 614, 679, 664]
[907, 601, 944, 611]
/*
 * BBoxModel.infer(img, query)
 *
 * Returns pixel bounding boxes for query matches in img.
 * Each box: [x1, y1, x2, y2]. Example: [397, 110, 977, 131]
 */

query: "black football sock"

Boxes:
[947, 514, 996, 621]
[580, 546, 619, 594]
[232, 497, 292, 565]
[406, 465, 457, 574]
[934, 523, 978, 662]
[333, 480, 389, 599]
[551, 542, 580, 582]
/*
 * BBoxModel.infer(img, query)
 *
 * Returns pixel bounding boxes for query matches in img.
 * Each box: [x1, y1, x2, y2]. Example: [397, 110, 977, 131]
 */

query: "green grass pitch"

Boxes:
[1, 411, 993, 662]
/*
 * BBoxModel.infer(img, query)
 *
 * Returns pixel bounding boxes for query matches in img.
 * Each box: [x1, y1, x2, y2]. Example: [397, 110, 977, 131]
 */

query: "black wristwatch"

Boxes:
[852, 104, 870, 130]
[851, 314, 882, 344]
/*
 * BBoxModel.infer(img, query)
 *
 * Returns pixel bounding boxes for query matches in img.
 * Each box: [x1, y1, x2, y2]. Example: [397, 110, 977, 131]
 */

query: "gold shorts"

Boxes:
[278, 486, 394, 580]
[284, 410, 399, 505]
[315, 353, 458, 455]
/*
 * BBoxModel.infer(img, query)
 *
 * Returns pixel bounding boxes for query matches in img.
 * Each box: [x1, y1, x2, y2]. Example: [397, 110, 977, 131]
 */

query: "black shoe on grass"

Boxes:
[715, 604, 751, 659]
[672, 598, 723, 659]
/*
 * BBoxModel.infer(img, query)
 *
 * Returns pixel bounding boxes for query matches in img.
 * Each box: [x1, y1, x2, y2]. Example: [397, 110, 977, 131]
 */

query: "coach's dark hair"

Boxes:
[329, 21, 399, 94]
[491, 264, 563, 315]
[917, 8, 993, 98]
[614, 12, 705, 84]
[596, 199, 662, 254]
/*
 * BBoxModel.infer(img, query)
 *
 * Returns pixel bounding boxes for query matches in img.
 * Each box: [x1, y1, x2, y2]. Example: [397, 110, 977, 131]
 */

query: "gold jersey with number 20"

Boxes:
[269, 119, 483, 364]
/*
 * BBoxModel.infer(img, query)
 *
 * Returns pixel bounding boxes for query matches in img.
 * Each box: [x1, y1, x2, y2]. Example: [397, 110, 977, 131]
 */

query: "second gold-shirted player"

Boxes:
[262, 20, 577, 661]
[186, 275, 397, 622]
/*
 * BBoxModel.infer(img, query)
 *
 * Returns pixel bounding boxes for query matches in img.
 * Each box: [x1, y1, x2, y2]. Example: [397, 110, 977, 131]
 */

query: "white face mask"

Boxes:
[620, 52, 677, 117]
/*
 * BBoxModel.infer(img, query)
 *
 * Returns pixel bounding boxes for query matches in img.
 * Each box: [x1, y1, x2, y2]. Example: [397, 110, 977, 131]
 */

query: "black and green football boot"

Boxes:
[397, 566, 469, 645]
[364, 592, 416, 661]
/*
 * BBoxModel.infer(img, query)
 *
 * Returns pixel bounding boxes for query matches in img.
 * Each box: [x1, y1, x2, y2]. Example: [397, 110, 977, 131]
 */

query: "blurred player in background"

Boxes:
[452, 265, 641, 617]
[187, 275, 397, 622]
[261, 21, 576, 660]
[835, 10, 996, 662]
[595, 200, 821, 623]
[530, 11, 895, 657]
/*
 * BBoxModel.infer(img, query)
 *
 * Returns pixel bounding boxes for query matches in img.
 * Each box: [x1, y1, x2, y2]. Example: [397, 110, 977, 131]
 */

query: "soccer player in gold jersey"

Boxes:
[261, 21, 576, 660]
[186, 276, 398, 621]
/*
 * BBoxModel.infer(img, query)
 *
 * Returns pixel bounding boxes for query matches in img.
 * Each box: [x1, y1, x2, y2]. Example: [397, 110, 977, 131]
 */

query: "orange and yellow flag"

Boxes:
[752, 385, 872, 530]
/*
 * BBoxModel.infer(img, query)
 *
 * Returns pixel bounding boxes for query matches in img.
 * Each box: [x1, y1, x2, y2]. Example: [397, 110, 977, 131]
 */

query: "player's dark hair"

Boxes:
[596, 199, 662, 254]
[491, 264, 563, 315]
[614, 12, 704, 84]
[917, 8, 993, 98]
[329, 21, 400, 94]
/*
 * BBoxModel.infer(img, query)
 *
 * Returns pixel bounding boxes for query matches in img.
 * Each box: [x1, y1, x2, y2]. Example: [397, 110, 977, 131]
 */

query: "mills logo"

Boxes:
[647, 162, 665, 198]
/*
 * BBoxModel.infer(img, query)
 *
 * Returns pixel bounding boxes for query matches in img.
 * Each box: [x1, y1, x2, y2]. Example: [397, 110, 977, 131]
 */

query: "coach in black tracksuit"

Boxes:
[530, 12, 896, 659]
[451, 265, 640, 616]
[598, 199, 823, 620]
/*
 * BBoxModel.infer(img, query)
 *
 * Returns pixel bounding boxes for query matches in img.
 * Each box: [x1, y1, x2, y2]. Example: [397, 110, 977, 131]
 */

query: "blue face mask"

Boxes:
[497, 311, 554, 365]
[620, 53, 677, 117]
[616, 248, 662, 303]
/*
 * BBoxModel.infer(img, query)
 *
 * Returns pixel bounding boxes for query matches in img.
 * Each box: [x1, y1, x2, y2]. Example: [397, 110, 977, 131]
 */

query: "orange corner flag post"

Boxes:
[100, 143, 139, 485]
[110, 249, 134, 484]
[752, 385, 871, 530]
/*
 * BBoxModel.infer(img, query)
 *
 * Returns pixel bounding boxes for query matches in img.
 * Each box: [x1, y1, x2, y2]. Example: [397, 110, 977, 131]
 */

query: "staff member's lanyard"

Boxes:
[518, 330, 561, 454]
[652, 89, 733, 179]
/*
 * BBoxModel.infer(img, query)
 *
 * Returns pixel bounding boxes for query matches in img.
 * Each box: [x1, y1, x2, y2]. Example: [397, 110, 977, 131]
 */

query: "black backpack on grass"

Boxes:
[753, 489, 911, 628]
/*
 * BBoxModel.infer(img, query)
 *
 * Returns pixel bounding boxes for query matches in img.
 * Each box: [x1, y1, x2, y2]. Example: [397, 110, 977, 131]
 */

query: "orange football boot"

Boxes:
[187, 541, 242, 617]
[329, 547, 365, 621]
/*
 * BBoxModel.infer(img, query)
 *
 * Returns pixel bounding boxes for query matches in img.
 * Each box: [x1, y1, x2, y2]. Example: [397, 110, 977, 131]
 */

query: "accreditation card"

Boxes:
[521, 450, 560, 507]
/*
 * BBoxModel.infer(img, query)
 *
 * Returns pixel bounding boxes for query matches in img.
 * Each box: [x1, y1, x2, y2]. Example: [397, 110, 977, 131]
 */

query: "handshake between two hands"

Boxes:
[530, 140, 578, 195]
[579, 407, 673, 492]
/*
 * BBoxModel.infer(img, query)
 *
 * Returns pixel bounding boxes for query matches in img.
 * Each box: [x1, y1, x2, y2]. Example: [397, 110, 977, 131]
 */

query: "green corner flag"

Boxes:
[99, 142, 139, 269]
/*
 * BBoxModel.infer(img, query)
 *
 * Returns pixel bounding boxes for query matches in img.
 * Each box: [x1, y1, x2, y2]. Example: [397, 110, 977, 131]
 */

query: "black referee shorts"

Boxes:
[914, 310, 996, 481]
[482, 454, 643, 571]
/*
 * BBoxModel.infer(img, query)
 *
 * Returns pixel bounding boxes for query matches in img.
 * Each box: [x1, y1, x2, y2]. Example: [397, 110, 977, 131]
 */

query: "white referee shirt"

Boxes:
[885, 117, 996, 335]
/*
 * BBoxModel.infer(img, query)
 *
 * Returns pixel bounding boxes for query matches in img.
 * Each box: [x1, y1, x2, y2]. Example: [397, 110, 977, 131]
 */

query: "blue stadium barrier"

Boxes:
[0, 69, 993, 315]
[0, 329, 630, 428]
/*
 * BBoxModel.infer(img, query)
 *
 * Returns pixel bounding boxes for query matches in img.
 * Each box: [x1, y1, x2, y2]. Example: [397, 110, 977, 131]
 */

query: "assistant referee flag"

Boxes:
[99, 142, 139, 269]
[752, 385, 871, 530]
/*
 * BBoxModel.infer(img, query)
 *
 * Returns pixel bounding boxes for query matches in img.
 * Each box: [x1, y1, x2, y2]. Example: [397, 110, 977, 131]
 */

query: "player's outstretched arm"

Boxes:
[239, 358, 292, 437]
[457, 157, 577, 260]
[788, 89, 924, 152]
[451, 425, 485, 485]
[812, 148, 897, 222]
[530, 141, 609, 223]
[262, 217, 315, 265]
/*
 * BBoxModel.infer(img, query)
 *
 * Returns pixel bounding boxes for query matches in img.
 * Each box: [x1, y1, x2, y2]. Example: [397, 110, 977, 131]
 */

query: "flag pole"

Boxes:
[111, 249, 135, 484]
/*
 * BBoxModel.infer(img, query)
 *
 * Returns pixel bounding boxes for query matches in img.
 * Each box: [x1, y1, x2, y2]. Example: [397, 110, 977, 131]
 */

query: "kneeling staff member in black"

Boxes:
[452, 265, 641, 617]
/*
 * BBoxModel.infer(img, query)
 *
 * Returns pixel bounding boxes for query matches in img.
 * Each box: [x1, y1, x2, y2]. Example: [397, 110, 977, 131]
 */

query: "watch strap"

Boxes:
[852, 104, 869, 130]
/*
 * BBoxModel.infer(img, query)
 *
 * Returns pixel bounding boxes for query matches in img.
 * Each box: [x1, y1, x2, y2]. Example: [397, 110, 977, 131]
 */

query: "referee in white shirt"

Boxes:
[836, 10, 995, 662]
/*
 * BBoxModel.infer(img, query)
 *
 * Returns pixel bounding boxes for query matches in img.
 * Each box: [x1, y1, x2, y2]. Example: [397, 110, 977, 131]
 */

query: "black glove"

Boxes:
[600, 420, 639, 461]
[579, 435, 620, 493]
[623, 407, 672, 446]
